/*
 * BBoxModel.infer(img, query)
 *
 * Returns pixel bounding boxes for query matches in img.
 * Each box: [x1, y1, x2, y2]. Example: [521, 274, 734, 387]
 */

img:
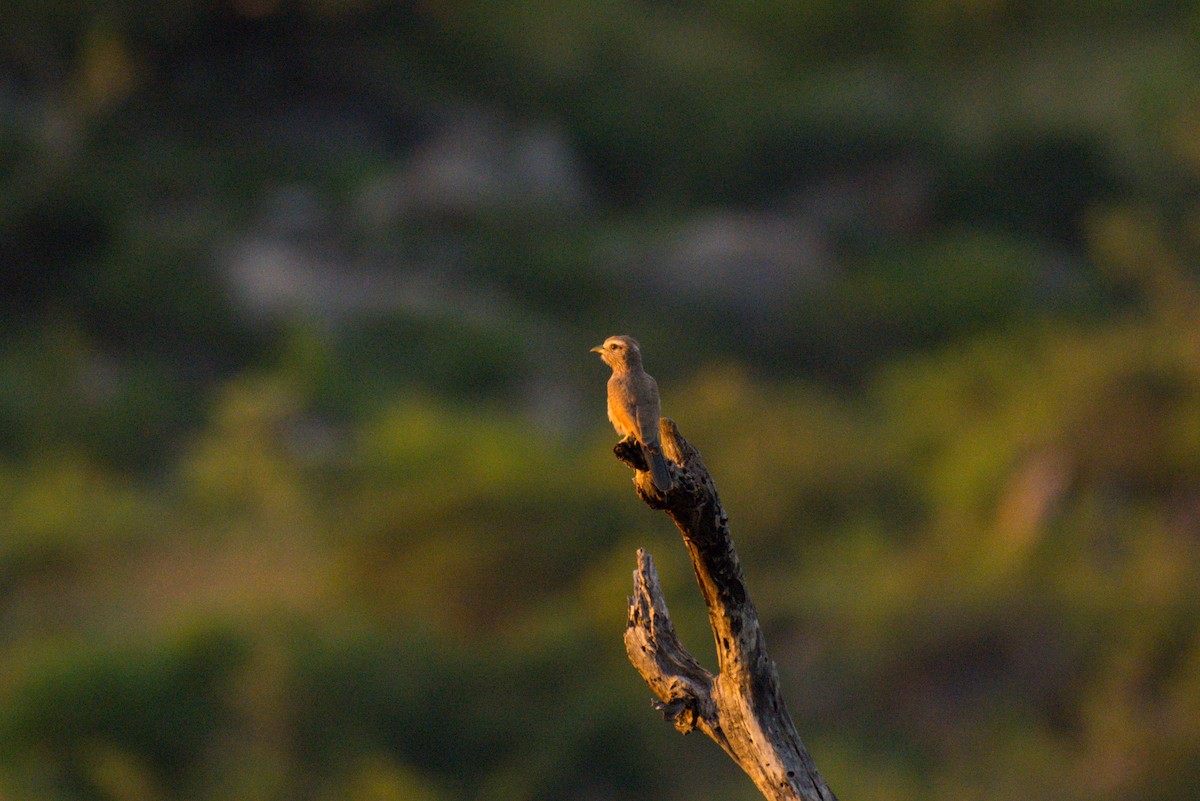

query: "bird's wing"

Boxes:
[633, 375, 661, 445]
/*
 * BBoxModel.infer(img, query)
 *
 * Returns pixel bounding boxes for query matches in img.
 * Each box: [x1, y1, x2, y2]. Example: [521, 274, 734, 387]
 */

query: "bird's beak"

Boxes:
[590, 345, 605, 354]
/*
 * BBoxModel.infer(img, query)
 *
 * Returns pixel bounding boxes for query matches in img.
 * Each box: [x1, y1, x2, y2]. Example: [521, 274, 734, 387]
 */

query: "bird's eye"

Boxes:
[610, 343, 620, 349]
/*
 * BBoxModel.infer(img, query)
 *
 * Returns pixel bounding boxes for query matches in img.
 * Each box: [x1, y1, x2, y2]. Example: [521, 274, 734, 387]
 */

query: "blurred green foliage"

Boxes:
[3, 2, 1200, 800]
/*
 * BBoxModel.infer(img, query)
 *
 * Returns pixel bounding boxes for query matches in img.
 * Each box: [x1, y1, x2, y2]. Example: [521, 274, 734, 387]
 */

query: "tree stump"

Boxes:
[614, 418, 837, 801]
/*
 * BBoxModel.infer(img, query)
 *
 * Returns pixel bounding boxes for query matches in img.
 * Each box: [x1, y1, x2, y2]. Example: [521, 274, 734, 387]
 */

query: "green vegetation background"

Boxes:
[3, 2, 1200, 799]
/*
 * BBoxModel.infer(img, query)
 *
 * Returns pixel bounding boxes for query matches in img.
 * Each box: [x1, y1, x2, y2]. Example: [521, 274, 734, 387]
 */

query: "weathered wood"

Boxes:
[616, 418, 837, 801]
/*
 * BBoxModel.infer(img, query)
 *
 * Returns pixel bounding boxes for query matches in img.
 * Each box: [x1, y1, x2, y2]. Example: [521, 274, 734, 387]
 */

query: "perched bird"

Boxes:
[591, 335, 673, 491]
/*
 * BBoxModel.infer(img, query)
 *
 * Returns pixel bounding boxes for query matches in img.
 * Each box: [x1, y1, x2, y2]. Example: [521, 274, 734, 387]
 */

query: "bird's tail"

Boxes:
[646, 445, 673, 492]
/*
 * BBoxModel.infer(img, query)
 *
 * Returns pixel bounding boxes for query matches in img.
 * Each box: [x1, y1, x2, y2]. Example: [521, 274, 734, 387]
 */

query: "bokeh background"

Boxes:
[4, 2, 1200, 800]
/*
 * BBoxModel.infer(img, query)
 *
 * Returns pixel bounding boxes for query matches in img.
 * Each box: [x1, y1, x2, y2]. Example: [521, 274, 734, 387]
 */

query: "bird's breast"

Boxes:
[606, 375, 637, 437]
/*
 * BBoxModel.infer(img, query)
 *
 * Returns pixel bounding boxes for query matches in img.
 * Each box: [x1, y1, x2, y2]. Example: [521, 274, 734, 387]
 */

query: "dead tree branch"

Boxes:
[615, 418, 837, 801]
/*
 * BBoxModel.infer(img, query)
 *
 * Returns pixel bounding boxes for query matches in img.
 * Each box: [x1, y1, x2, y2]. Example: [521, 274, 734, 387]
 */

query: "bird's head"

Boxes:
[591, 335, 643, 371]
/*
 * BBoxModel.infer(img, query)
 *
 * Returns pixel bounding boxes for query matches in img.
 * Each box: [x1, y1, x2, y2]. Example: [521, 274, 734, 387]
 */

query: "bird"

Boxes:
[591, 335, 673, 491]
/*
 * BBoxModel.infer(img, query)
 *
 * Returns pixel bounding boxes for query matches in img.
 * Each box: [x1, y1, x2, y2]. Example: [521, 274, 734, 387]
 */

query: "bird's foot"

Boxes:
[613, 436, 650, 473]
